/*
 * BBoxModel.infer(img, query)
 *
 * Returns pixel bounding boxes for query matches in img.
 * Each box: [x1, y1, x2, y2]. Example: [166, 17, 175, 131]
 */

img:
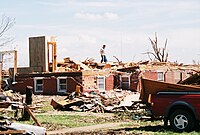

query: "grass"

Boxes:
[2, 96, 199, 134]
[17, 114, 105, 131]
[113, 120, 200, 135]
[14, 110, 200, 134]
[39, 103, 54, 112]
[36, 100, 54, 113]
[36, 114, 97, 127]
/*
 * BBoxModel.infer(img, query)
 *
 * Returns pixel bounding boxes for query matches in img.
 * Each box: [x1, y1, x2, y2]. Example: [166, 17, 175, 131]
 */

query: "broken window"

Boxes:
[121, 75, 130, 90]
[34, 77, 44, 92]
[57, 77, 67, 92]
[97, 76, 105, 91]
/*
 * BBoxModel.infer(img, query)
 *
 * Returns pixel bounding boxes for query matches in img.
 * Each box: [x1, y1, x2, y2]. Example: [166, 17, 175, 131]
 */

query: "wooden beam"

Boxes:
[25, 105, 41, 126]
[0, 62, 2, 91]
[47, 42, 57, 72]
[0, 50, 17, 82]
[13, 50, 17, 82]
[0, 130, 26, 134]
[52, 42, 57, 72]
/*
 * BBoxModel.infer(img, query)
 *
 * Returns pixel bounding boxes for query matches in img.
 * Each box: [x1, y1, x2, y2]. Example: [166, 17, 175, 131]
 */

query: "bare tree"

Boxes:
[145, 33, 168, 62]
[0, 14, 15, 47]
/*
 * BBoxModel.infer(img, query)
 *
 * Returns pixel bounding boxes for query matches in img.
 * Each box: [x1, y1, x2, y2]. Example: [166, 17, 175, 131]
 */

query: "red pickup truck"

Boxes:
[140, 78, 200, 132]
[151, 91, 200, 132]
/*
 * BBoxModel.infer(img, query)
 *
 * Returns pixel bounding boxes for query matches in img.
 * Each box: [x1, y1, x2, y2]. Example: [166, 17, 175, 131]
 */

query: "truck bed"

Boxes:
[139, 78, 200, 103]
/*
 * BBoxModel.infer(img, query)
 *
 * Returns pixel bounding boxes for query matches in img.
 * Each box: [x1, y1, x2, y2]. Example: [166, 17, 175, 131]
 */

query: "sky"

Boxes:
[0, 0, 200, 67]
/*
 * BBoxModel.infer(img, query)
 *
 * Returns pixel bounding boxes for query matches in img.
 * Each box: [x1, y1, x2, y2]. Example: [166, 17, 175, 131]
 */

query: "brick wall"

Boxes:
[13, 78, 34, 94]
[142, 70, 157, 80]
[67, 77, 80, 93]
[105, 75, 114, 90]
[14, 76, 82, 95]
[43, 77, 57, 95]
[165, 71, 175, 83]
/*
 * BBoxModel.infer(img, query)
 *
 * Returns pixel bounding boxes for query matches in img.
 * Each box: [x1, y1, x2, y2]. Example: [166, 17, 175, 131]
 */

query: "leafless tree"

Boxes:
[145, 33, 168, 62]
[0, 14, 15, 47]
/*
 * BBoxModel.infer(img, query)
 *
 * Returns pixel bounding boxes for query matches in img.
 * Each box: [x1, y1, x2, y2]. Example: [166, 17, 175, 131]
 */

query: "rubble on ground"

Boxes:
[0, 89, 46, 134]
[51, 89, 141, 113]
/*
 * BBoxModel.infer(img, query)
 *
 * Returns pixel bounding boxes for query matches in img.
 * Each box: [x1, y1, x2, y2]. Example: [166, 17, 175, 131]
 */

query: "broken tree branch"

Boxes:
[145, 33, 168, 62]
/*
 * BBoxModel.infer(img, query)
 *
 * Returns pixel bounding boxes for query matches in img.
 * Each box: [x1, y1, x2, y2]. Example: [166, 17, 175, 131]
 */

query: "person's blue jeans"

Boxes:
[101, 55, 107, 63]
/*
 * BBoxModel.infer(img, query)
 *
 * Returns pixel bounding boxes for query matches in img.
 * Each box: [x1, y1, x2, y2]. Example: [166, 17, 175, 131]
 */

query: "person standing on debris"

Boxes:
[100, 44, 107, 63]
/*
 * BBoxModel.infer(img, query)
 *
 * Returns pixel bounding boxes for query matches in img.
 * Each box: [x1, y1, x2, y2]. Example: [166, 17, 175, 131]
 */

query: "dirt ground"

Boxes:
[47, 122, 130, 135]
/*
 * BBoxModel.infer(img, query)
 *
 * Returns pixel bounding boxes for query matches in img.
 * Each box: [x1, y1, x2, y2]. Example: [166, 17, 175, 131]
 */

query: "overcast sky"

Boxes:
[0, 0, 200, 67]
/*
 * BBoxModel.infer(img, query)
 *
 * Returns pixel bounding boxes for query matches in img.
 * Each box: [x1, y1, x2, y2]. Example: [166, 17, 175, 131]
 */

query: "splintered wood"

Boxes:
[51, 90, 140, 113]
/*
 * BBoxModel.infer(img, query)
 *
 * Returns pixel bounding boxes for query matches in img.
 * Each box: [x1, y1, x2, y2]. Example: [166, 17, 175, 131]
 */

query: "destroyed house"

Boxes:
[82, 70, 116, 93]
[116, 62, 200, 92]
[9, 36, 199, 95]
[10, 36, 122, 94]
[10, 36, 82, 95]
[13, 70, 118, 95]
[117, 66, 140, 91]
[13, 72, 82, 95]
[139, 62, 198, 84]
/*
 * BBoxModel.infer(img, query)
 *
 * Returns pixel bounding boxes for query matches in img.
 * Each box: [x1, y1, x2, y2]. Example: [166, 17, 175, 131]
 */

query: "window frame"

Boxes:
[120, 75, 130, 90]
[34, 77, 44, 92]
[57, 77, 67, 93]
[97, 76, 105, 91]
[157, 71, 165, 81]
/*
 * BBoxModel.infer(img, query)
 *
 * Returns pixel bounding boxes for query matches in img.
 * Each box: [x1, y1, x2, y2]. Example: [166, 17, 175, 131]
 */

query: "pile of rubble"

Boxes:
[0, 89, 46, 134]
[51, 89, 142, 113]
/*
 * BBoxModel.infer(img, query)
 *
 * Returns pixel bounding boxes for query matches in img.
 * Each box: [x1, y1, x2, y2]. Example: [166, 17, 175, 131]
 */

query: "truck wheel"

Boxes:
[170, 109, 195, 132]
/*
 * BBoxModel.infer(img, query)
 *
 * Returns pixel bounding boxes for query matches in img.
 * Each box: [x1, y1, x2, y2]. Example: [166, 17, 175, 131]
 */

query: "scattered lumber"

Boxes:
[50, 90, 140, 113]
[0, 88, 46, 134]
[0, 130, 26, 134]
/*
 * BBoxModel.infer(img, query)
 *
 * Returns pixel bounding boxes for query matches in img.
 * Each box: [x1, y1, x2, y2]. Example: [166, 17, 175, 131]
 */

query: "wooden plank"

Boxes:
[0, 62, 2, 91]
[29, 36, 46, 72]
[25, 105, 41, 126]
[0, 130, 26, 134]
[13, 50, 17, 82]
[0, 102, 11, 108]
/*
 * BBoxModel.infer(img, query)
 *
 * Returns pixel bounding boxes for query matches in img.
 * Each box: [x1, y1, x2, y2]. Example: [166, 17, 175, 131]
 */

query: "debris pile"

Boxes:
[0, 90, 23, 114]
[179, 72, 200, 86]
[51, 90, 141, 113]
[0, 89, 46, 134]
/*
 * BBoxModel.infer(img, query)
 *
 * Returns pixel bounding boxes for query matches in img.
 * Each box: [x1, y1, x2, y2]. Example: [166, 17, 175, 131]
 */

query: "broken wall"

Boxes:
[13, 72, 82, 95]
[13, 78, 34, 94]
[138, 63, 196, 84]
[141, 69, 192, 84]
[82, 70, 114, 93]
